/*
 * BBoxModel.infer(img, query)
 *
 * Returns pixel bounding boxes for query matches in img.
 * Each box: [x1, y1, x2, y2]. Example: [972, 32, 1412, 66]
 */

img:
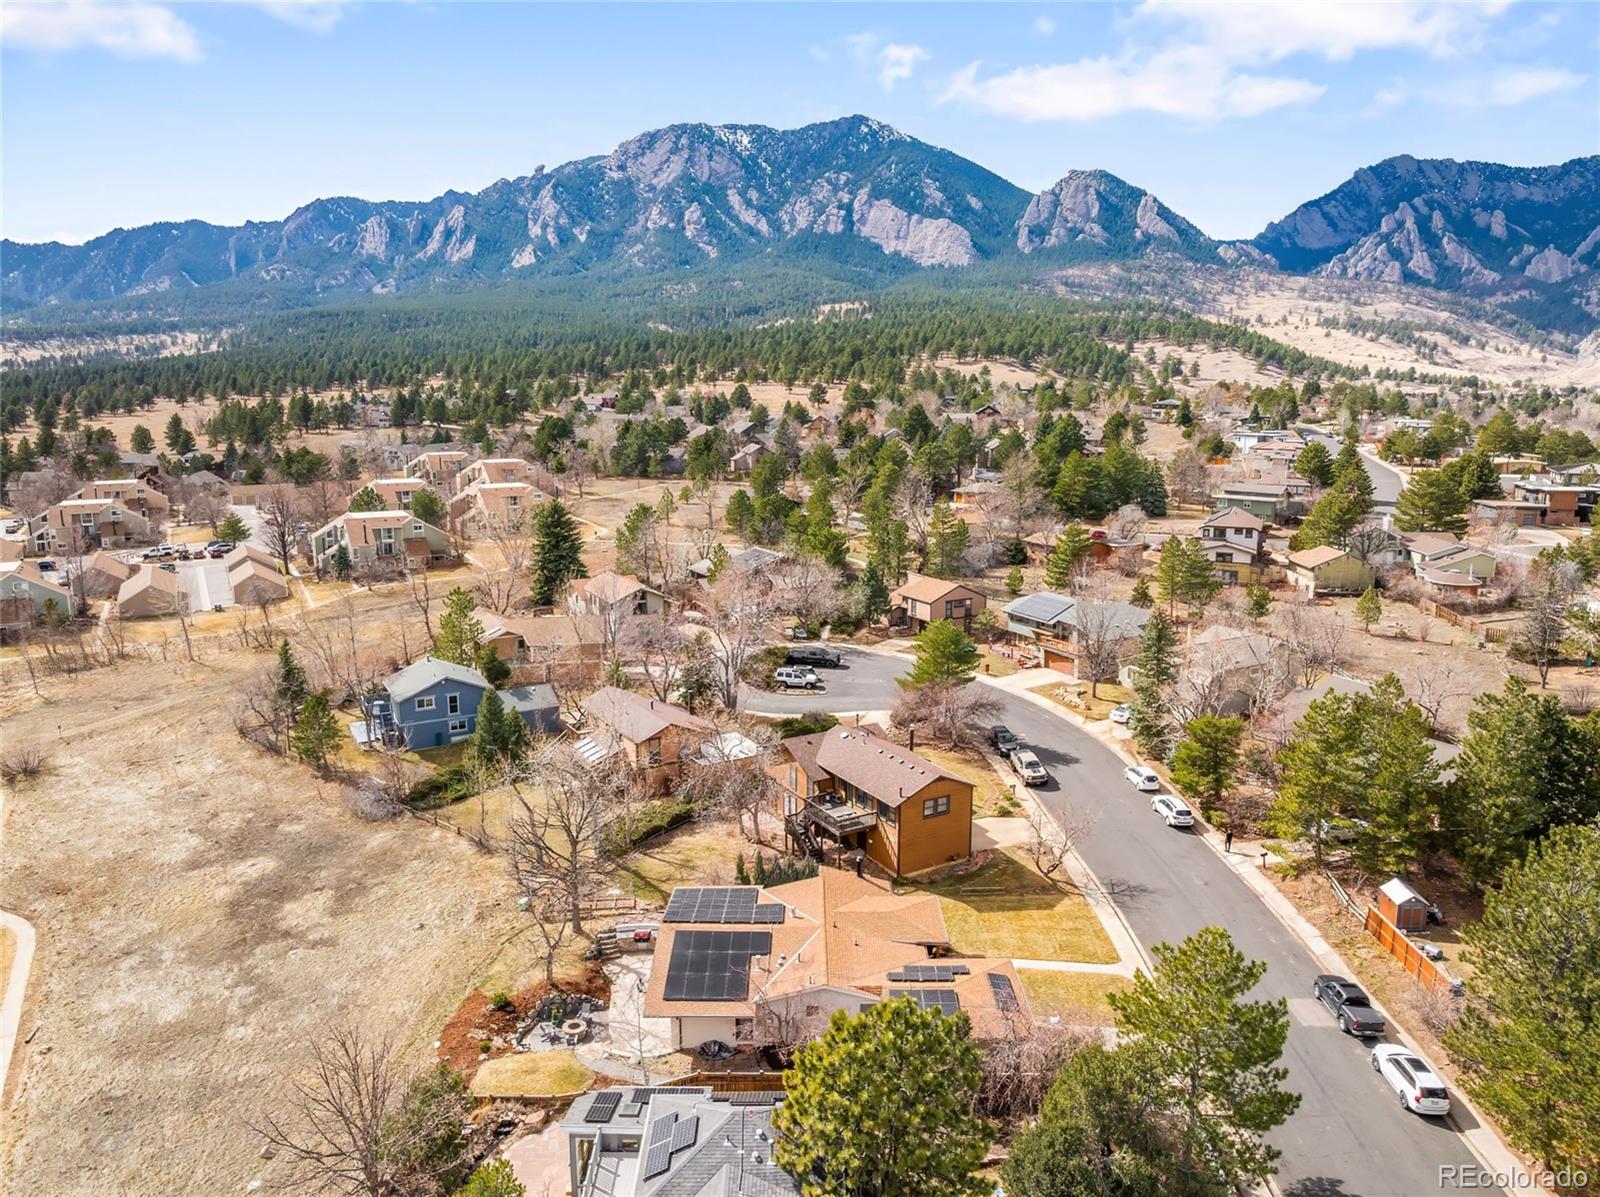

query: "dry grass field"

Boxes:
[0, 590, 543, 1197]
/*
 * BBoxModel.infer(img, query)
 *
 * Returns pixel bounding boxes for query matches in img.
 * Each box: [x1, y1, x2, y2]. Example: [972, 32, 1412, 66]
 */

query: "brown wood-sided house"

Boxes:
[889, 575, 986, 633]
[575, 687, 720, 795]
[770, 724, 974, 878]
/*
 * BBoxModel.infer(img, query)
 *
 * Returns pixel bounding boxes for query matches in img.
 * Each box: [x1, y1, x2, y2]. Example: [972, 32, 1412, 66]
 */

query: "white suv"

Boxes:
[773, 666, 820, 690]
[1151, 794, 1194, 827]
[1371, 1044, 1451, 1117]
[1124, 765, 1160, 792]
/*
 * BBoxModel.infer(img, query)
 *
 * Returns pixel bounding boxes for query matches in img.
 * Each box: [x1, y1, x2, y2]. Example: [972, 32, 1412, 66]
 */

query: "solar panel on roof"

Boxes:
[669, 1114, 699, 1151]
[887, 962, 969, 982]
[641, 1140, 673, 1181]
[583, 1091, 621, 1123]
[988, 972, 1020, 1011]
[888, 988, 960, 1015]
[662, 930, 772, 1001]
[728, 1091, 786, 1105]
[664, 886, 765, 923]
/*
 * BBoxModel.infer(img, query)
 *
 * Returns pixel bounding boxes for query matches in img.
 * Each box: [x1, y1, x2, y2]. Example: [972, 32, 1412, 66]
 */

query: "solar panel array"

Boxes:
[630, 1086, 702, 1103]
[583, 1091, 621, 1124]
[663, 887, 784, 924]
[663, 930, 773, 1001]
[885, 963, 970, 982]
[888, 988, 960, 1015]
[670, 1114, 699, 1152]
[988, 971, 1021, 1011]
[641, 1112, 677, 1181]
[726, 1090, 787, 1106]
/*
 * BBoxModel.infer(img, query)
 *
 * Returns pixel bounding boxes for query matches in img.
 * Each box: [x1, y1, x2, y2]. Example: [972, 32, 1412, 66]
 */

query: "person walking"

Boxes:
[1224, 828, 1234, 853]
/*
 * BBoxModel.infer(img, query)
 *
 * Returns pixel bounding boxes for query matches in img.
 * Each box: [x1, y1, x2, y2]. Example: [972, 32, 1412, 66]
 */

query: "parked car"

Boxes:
[35, 559, 57, 572]
[1009, 749, 1048, 786]
[1151, 794, 1193, 827]
[1316, 816, 1371, 845]
[158, 563, 178, 573]
[787, 645, 842, 668]
[773, 666, 820, 690]
[1109, 705, 1132, 725]
[3, 519, 22, 533]
[208, 545, 231, 558]
[1124, 765, 1160, 792]
[1313, 975, 1386, 1037]
[1371, 1044, 1451, 1116]
[989, 725, 1021, 754]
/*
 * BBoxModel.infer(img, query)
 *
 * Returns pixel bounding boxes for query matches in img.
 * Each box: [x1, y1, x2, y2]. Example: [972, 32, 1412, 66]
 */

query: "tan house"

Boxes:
[0, 561, 76, 629]
[575, 687, 719, 795]
[81, 550, 137, 598]
[889, 575, 986, 633]
[474, 608, 605, 686]
[364, 477, 428, 510]
[1198, 507, 1267, 586]
[1471, 499, 1543, 528]
[457, 457, 537, 488]
[644, 870, 1030, 1053]
[309, 510, 455, 573]
[771, 724, 974, 877]
[117, 565, 181, 618]
[34, 497, 151, 553]
[1285, 546, 1376, 596]
[405, 449, 470, 488]
[568, 570, 668, 621]
[450, 481, 540, 530]
[74, 479, 170, 518]
[225, 544, 289, 606]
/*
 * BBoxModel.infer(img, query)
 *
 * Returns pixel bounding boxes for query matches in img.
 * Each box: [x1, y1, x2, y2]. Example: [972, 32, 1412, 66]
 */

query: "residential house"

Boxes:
[457, 457, 537, 488]
[1176, 625, 1292, 716]
[1261, 673, 1465, 780]
[951, 480, 1000, 508]
[569, 571, 669, 621]
[1417, 567, 1487, 597]
[729, 440, 770, 476]
[74, 479, 170, 518]
[473, 607, 605, 675]
[642, 869, 1029, 1058]
[1285, 546, 1375, 596]
[889, 575, 986, 633]
[405, 449, 470, 493]
[1197, 508, 1266, 586]
[575, 687, 720, 795]
[365, 477, 425, 510]
[1210, 482, 1290, 524]
[1229, 428, 1302, 454]
[1471, 499, 1544, 528]
[687, 545, 784, 580]
[0, 561, 76, 629]
[1511, 479, 1594, 526]
[505, 683, 562, 735]
[771, 724, 975, 876]
[33, 497, 151, 554]
[1395, 532, 1497, 589]
[450, 481, 540, 531]
[81, 550, 136, 598]
[378, 657, 548, 748]
[561, 1087, 797, 1197]
[225, 544, 289, 606]
[309, 510, 455, 573]
[1002, 591, 1149, 675]
[116, 565, 181, 619]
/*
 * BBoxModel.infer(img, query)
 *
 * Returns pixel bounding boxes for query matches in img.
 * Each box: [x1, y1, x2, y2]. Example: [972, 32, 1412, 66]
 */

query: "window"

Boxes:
[446, 692, 460, 715]
[1216, 552, 1233, 563]
[448, 719, 468, 734]
[645, 736, 662, 764]
[923, 795, 950, 819]
[415, 696, 436, 711]
[876, 800, 897, 825]
[788, 764, 798, 792]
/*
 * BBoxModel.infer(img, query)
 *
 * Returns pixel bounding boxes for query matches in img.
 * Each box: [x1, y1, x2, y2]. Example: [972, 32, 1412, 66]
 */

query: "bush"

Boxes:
[741, 644, 791, 688]
[603, 799, 694, 855]
[772, 711, 839, 739]
[404, 763, 475, 810]
[489, 990, 514, 1012]
[0, 744, 51, 785]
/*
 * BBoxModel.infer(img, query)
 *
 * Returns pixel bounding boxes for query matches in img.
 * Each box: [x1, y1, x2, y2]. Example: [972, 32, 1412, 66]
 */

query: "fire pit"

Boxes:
[561, 1018, 589, 1044]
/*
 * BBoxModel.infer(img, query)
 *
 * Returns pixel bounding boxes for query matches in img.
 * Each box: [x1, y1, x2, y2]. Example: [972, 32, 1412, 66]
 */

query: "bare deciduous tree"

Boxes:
[260, 485, 302, 575]
[1273, 601, 1347, 686]
[623, 614, 687, 703]
[473, 514, 534, 614]
[770, 556, 844, 632]
[890, 682, 1003, 753]
[1021, 803, 1096, 891]
[702, 569, 779, 708]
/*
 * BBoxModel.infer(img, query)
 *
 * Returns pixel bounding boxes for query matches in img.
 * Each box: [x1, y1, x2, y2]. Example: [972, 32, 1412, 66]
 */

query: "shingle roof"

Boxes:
[1202, 506, 1265, 532]
[1003, 591, 1076, 623]
[791, 725, 962, 808]
[582, 687, 712, 743]
[384, 657, 489, 703]
[1287, 545, 1347, 568]
[891, 574, 974, 605]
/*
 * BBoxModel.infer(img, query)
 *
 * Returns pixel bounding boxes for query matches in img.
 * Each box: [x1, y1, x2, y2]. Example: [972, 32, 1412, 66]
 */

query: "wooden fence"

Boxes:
[403, 807, 497, 852]
[1364, 906, 1455, 994]
[664, 1070, 788, 1094]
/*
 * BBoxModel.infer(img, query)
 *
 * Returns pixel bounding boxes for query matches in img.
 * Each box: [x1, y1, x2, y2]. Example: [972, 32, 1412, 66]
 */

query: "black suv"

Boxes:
[787, 645, 842, 668]
[989, 725, 1021, 754]
[1313, 974, 1386, 1036]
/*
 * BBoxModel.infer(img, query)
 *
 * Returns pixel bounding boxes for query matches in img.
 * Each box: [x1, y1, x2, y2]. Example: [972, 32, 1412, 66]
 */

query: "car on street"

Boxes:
[208, 544, 233, 558]
[1371, 1044, 1451, 1116]
[1151, 794, 1194, 827]
[1313, 975, 1386, 1036]
[787, 645, 842, 668]
[3, 519, 22, 533]
[158, 562, 178, 573]
[989, 725, 1020, 754]
[773, 665, 820, 690]
[1124, 765, 1160, 791]
[1109, 705, 1132, 724]
[1009, 749, 1048, 786]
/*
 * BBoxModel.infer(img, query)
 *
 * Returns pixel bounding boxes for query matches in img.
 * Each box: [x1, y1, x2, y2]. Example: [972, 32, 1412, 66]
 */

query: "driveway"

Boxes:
[747, 646, 1499, 1197]
[177, 557, 231, 610]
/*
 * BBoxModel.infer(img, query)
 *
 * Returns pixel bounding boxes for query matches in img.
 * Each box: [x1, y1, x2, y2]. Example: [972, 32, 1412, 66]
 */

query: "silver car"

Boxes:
[1009, 749, 1048, 787]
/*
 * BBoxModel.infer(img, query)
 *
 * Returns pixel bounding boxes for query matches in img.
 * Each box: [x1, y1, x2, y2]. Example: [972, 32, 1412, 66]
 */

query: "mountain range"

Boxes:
[3, 115, 1596, 331]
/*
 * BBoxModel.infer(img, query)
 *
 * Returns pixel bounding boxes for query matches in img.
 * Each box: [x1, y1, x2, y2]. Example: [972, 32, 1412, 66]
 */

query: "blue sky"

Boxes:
[2, 1, 1596, 245]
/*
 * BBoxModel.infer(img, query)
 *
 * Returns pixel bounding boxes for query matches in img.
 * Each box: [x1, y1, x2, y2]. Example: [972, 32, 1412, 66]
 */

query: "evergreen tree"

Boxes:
[774, 998, 990, 1197]
[1245, 582, 1272, 619]
[1444, 450, 1505, 502]
[1268, 691, 1368, 866]
[900, 620, 980, 687]
[274, 639, 309, 716]
[1004, 565, 1024, 596]
[858, 562, 891, 624]
[1109, 927, 1299, 1189]
[410, 486, 447, 527]
[1129, 574, 1153, 608]
[1353, 675, 1441, 877]
[469, 688, 525, 767]
[329, 544, 352, 579]
[1289, 484, 1367, 551]
[1170, 716, 1244, 815]
[926, 501, 969, 578]
[1129, 609, 1179, 757]
[217, 511, 250, 545]
[1393, 469, 1468, 534]
[129, 424, 155, 454]
[1043, 523, 1092, 589]
[1294, 440, 1334, 487]
[434, 587, 484, 666]
[1445, 826, 1600, 1173]
[531, 500, 587, 606]
[866, 512, 910, 584]
[1354, 585, 1382, 635]
[347, 485, 384, 513]
[474, 644, 511, 687]
[704, 542, 730, 582]
[1154, 536, 1218, 617]
[453, 1159, 526, 1197]
[291, 693, 341, 772]
[677, 632, 718, 714]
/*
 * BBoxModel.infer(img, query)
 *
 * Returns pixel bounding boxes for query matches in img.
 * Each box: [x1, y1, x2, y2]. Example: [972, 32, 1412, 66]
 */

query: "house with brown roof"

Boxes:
[309, 510, 455, 573]
[644, 870, 1029, 1052]
[33, 497, 152, 554]
[1285, 546, 1375, 596]
[449, 481, 540, 530]
[117, 564, 182, 618]
[1198, 507, 1267, 586]
[405, 449, 470, 489]
[575, 687, 720, 795]
[0, 561, 76, 629]
[364, 477, 428, 510]
[225, 544, 290, 606]
[81, 550, 137, 598]
[1470, 498, 1543, 528]
[74, 479, 170, 518]
[889, 575, 986, 633]
[457, 457, 537, 488]
[568, 570, 668, 621]
[1002, 591, 1149, 675]
[771, 724, 974, 877]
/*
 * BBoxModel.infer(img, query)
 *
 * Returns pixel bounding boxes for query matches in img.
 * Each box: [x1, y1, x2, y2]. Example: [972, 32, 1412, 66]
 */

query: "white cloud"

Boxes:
[942, 47, 1324, 122]
[1484, 65, 1586, 105]
[253, 2, 349, 34]
[877, 42, 928, 91]
[1032, 15, 1056, 37]
[1364, 64, 1586, 114]
[1, 1, 202, 61]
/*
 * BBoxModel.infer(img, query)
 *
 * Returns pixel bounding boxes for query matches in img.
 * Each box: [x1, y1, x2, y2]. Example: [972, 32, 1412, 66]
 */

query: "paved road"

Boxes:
[1299, 427, 1406, 510]
[748, 649, 1494, 1197]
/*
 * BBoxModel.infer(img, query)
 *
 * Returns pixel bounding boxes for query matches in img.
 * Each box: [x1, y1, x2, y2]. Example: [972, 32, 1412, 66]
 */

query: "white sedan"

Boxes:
[1151, 794, 1194, 828]
[1109, 705, 1132, 725]
[1371, 1044, 1451, 1117]
[1123, 765, 1160, 792]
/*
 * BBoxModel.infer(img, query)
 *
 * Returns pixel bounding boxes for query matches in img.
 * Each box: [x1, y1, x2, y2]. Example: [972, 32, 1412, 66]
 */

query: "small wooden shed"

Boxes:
[1378, 877, 1429, 931]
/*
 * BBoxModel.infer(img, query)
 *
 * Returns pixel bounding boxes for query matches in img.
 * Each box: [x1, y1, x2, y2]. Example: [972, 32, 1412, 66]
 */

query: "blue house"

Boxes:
[379, 658, 564, 749]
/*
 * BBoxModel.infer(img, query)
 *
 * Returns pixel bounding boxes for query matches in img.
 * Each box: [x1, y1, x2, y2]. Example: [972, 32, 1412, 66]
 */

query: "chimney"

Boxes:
[907, 727, 916, 751]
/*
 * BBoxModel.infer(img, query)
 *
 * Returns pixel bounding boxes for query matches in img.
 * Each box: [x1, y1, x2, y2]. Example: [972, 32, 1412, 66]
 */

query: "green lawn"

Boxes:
[469, 1051, 593, 1098]
[1029, 680, 1132, 722]
[614, 826, 749, 902]
[915, 746, 1019, 819]
[909, 849, 1118, 964]
[1017, 969, 1133, 1025]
